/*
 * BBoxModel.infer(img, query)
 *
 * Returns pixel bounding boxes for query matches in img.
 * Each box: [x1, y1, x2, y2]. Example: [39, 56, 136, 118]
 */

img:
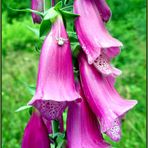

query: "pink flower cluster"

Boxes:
[22, 0, 137, 147]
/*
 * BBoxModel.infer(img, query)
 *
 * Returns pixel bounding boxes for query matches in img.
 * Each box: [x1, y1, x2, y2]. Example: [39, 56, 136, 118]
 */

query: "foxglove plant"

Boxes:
[17, 0, 137, 147]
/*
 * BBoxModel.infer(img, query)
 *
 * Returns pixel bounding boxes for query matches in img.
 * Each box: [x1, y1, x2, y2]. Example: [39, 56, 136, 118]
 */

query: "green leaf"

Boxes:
[9, 8, 44, 17]
[54, 1, 63, 11]
[39, 19, 51, 37]
[59, 9, 79, 20]
[15, 105, 32, 112]
[26, 25, 39, 37]
[27, 86, 36, 95]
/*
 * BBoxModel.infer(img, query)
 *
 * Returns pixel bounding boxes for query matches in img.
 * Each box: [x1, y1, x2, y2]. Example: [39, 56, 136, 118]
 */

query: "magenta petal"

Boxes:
[31, 0, 44, 24]
[103, 47, 121, 59]
[78, 53, 137, 141]
[67, 82, 110, 148]
[42, 117, 52, 134]
[32, 100, 67, 120]
[28, 16, 80, 120]
[93, 52, 122, 77]
[74, 0, 122, 64]
[43, 115, 64, 134]
[94, 0, 112, 22]
[22, 110, 50, 148]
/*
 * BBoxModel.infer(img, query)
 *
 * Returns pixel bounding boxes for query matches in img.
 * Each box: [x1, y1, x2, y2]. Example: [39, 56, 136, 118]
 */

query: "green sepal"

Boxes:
[15, 105, 32, 112]
[40, 5, 61, 37]
[54, 1, 63, 11]
[71, 42, 81, 57]
[67, 31, 78, 42]
[39, 19, 52, 37]
[49, 132, 66, 148]
[44, 8, 59, 22]
[49, 132, 63, 139]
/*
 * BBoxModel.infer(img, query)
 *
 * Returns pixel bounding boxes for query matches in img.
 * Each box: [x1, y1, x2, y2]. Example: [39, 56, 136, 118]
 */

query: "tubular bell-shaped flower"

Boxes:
[78, 52, 137, 141]
[74, 0, 122, 76]
[67, 82, 110, 148]
[31, 0, 44, 23]
[94, 0, 112, 22]
[28, 15, 80, 120]
[22, 110, 50, 148]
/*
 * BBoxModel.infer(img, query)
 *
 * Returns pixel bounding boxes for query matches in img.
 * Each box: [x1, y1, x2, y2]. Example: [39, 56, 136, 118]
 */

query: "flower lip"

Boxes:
[93, 52, 122, 77]
[105, 118, 121, 142]
[30, 100, 67, 120]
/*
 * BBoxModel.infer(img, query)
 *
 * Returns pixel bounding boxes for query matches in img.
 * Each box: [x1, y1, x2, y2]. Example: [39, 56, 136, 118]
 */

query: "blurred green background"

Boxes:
[2, 0, 146, 147]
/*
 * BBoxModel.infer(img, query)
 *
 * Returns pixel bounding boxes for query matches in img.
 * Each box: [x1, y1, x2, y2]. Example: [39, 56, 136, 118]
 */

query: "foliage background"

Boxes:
[2, 0, 146, 147]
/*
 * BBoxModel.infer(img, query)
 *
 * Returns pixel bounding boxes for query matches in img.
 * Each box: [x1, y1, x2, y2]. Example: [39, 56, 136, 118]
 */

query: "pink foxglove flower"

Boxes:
[31, 0, 44, 23]
[28, 15, 80, 120]
[74, 0, 122, 76]
[22, 110, 50, 148]
[94, 0, 111, 22]
[67, 82, 110, 148]
[78, 52, 137, 141]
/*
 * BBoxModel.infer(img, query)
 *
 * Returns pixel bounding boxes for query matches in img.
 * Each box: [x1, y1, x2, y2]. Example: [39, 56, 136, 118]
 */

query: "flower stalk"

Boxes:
[52, 120, 60, 137]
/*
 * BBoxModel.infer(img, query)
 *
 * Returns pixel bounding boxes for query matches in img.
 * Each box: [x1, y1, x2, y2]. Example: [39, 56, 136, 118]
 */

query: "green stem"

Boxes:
[51, 120, 59, 148]
[52, 120, 59, 137]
